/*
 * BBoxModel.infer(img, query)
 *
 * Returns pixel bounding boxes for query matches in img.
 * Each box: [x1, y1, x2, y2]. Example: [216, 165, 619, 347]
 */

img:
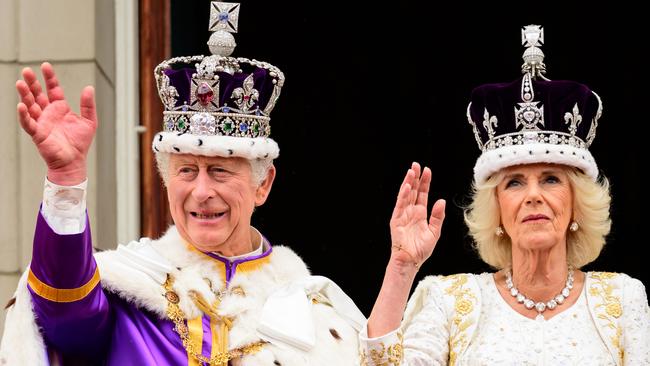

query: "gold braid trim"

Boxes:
[441, 274, 477, 366]
[359, 331, 404, 366]
[589, 272, 624, 363]
[28, 268, 100, 303]
[164, 274, 267, 365]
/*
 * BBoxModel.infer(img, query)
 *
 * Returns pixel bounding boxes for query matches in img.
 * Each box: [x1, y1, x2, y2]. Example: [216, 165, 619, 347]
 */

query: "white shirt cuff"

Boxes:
[359, 322, 403, 365]
[41, 177, 88, 234]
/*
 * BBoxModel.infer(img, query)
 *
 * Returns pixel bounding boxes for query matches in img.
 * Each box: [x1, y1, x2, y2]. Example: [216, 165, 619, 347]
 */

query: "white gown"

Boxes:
[359, 272, 650, 366]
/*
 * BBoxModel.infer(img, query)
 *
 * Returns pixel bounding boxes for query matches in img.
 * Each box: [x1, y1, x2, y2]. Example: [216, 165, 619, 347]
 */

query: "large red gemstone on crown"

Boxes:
[196, 83, 214, 106]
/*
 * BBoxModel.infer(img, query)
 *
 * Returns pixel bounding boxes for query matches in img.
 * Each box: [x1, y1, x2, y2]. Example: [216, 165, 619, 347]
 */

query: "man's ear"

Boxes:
[255, 164, 276, 206]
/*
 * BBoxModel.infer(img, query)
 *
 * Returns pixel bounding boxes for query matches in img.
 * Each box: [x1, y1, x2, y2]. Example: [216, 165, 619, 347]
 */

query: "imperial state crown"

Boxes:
[153, 2, 284, 160]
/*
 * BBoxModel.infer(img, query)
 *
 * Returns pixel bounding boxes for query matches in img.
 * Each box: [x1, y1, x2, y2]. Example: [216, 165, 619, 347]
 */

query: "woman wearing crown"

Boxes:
[0, 2, 364, 365]
[359, 25, 650, 365]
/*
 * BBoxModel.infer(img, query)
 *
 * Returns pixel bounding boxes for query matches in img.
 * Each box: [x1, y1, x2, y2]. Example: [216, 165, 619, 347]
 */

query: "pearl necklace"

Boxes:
[504, 267, 574, 320]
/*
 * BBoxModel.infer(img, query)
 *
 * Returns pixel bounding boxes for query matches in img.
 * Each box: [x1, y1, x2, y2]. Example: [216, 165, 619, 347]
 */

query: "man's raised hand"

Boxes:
[16, 62, 97, 185]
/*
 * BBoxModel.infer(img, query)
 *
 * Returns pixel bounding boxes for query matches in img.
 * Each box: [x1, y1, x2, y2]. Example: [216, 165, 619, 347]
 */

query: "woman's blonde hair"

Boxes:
[464, 166, 611, 269]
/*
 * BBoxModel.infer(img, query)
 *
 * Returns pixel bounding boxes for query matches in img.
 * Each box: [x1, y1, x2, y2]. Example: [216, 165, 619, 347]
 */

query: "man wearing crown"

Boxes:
[0, 2, 364, 365]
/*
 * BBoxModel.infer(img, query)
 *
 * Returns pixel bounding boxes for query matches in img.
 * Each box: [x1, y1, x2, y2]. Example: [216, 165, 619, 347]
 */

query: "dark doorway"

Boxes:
[147, 1, 649, 314]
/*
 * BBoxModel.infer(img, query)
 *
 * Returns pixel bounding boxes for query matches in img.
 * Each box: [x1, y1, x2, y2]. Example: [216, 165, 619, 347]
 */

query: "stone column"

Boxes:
[0, 0, 117, 338]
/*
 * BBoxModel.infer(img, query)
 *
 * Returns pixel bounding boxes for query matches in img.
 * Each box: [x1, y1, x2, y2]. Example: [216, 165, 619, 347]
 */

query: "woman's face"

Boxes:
[496, 163, 573, 251]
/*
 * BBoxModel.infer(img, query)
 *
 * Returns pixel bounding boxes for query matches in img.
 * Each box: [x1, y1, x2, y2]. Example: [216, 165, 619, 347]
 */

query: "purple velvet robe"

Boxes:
[28, 211, 272, 365]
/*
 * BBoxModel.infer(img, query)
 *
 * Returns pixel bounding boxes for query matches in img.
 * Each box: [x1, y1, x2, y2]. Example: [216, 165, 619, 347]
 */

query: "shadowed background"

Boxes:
[170, 1, 648, 314]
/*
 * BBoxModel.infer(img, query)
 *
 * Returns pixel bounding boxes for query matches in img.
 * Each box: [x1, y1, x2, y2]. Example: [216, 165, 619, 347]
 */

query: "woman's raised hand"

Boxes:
[389, 162, 446, 269]
[16, 62, 97, 185]
[367, 163, 447, 337]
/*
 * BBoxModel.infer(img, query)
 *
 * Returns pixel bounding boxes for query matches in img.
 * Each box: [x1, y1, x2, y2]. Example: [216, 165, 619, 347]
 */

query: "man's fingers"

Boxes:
[28, 103, 43, 120]
[42, 62, 66, 102]
[20, 67, 37, 84]
[79, 86, 97, 126]
[23, 67, 49, 109]
[16, 80, 44, 120]
[16, 80, 36, 107]
[17, 103, 37, 136]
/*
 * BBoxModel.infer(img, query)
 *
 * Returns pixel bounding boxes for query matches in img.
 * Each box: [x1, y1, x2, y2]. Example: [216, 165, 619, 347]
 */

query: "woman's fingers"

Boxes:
[429, 199, 446, 238]
[42, 62, 66, 102]
[398, 167, 413, 191]
[393, 183, 412, 219]
[409, 162, 421, 204]
[392, 168, 414, 220]
[416, 167, 432, 207]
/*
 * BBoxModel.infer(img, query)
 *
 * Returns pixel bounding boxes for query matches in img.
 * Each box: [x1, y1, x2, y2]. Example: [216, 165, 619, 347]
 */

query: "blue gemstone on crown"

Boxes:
[219, 11, 229, 21]
[239, 122, 249, 132]
[165, 118, 174, 131]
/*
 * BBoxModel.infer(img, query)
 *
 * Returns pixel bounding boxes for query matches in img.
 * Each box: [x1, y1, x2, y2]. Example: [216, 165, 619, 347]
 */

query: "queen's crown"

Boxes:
[467, 25, 602, 154]
[466, 25, 604, 183]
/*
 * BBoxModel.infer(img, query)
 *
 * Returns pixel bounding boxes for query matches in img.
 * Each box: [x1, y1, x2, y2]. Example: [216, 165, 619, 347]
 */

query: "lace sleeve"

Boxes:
[359, 277, 451, 365]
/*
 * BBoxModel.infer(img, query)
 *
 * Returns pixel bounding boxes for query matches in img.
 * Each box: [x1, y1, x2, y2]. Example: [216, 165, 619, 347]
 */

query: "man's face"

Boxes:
[167, 154, 274, 255]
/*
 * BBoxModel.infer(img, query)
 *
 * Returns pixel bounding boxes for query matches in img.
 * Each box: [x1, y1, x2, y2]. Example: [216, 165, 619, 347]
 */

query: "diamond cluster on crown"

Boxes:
[483, 131, 587, 152]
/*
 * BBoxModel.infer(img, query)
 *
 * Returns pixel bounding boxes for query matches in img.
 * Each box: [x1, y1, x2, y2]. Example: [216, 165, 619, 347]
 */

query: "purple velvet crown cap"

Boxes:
[466, 25, 603, 184]
[468, 76, 601, 150]
[163, 64, 277, 113]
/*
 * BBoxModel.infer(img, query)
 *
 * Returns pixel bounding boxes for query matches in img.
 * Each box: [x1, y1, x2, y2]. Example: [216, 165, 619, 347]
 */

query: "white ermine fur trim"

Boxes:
[0, 269, 47, 366]
[474, 143, 598, 184]
[2, 226, 362, 365]
[152, 132, 280, 160]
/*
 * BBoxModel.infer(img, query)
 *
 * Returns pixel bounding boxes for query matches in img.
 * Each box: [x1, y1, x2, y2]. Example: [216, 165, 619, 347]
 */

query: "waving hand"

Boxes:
[16, 62, 97, 185]
[389, 162, 446, 268]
